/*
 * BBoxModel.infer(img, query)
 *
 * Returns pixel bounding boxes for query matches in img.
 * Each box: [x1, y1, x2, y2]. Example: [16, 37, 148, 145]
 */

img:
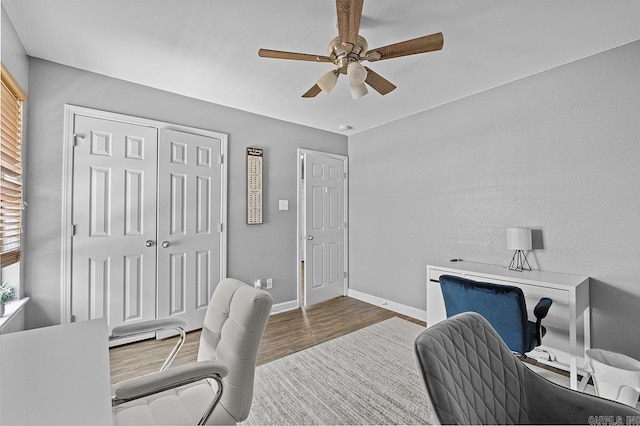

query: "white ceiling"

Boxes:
[4, 0, 640, 135]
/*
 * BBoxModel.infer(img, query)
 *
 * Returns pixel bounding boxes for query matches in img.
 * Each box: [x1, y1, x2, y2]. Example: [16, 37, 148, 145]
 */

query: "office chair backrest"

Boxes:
[416, 312, 640, 425]
[415, 312, 532, 424]
[439, 274, 530, 354]
[197, 278, 273, 423]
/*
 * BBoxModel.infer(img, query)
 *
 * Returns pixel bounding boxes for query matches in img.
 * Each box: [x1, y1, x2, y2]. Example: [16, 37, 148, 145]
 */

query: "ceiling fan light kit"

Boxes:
[317, 70, 339, 93]
[347, 61, 368, 99]
[350, 82, 368, 100]
[347, 62, 367, 85]
[258, 0, 444, 99]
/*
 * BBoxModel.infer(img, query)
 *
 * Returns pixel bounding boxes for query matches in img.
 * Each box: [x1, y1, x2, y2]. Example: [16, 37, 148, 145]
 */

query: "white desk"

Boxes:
[427, 262, 590, 390]
[0, 319, 112, 425]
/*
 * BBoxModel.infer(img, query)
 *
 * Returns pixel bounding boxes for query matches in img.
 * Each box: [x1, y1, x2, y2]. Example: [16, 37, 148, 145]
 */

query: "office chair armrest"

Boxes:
[110, 317, 190, 371]
[110, 317, 189, 338]
[533, 297, 553, 344]
[533, 297, 553, 320]
[112, 360, 229, 406]
[112, 360, 229, 426]
[112, 360, 228, 402]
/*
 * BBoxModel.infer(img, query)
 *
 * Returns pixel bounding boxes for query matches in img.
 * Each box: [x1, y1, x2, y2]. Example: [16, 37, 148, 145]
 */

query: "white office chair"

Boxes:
[110, 278, 273, 425]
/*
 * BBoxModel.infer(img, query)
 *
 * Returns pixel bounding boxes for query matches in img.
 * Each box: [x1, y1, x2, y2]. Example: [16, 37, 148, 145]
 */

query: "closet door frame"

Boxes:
[60, 104, 228, 324]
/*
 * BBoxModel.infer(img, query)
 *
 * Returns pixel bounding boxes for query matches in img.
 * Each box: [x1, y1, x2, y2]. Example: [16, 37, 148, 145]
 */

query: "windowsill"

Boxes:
[0, 297, 29, 332]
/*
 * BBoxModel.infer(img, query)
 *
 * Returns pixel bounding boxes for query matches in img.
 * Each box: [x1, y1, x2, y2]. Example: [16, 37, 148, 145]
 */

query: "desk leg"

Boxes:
[569, 296, 578, 390]
[584, 305, 591, 355]
[578, 371, 591, 392]
[579, 305, 592, 392]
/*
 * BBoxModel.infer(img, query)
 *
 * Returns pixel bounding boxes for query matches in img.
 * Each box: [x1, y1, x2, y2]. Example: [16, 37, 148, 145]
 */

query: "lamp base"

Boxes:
[508, 250, 531, 271]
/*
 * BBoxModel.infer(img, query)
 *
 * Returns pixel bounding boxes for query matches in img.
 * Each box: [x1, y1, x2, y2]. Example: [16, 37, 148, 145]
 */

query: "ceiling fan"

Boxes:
[258, 0, 444, 99]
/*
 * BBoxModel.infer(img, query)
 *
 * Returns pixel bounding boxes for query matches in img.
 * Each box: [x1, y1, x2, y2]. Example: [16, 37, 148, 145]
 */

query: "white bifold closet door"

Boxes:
[156, 129, 221, 331]
[71, 115, 221, 341]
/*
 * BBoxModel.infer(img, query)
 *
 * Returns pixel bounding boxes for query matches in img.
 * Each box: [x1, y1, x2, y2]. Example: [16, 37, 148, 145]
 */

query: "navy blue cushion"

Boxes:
[439, 275, 534, 354]
[526, 321, 546, 353]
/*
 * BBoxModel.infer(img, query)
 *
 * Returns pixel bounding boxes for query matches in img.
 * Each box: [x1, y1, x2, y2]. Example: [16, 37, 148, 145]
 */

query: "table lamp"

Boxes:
[507, 227, 532, 271]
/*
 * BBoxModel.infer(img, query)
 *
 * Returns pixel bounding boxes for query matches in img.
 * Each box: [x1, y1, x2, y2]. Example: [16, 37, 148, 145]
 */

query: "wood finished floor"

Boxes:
[109, 296, 425, 384]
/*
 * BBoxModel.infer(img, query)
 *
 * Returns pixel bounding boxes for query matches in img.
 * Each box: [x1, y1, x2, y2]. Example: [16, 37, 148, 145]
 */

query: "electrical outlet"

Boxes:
[254, 279, 262, 289]
[266, 278, 273, 289]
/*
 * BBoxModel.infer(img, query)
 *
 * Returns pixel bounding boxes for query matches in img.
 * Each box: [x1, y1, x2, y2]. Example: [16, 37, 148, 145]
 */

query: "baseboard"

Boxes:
[269, 292, 428, 322]
[347, 289, 427, 322]
[270, 299, 298, 315]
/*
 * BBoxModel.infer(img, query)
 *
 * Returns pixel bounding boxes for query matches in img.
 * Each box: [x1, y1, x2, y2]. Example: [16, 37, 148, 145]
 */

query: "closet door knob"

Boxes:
[161, 241, 170, 248]
[145, 240, 155, 247]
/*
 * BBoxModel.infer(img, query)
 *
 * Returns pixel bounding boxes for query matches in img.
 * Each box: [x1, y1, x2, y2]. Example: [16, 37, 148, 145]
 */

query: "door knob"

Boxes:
[161, 241, 171, 248]
[145, 240, 155, 247]
[306, 235, 314, 240]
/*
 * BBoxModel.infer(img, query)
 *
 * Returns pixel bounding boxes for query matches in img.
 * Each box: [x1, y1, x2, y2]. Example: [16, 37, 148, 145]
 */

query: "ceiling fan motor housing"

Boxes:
[329, 35, 368, 74]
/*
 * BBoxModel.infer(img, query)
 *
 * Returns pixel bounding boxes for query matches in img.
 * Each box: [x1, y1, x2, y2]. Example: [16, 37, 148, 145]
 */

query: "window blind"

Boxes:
[1, 64, 27, 268]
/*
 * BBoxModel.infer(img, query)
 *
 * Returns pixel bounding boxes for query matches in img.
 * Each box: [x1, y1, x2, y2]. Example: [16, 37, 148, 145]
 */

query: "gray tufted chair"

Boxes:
[415, 312, 640, 425]
[112, 278, 273, 425]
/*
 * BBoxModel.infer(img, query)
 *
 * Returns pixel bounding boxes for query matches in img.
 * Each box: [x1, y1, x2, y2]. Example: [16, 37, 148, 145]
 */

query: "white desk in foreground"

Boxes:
[427, 262, 590, 390]
[0, 319, 112, 425]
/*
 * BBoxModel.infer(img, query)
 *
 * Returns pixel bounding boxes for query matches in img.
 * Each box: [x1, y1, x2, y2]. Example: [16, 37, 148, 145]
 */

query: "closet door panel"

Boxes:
[71, 115, 158, 336]
[157, 129, 222, 330]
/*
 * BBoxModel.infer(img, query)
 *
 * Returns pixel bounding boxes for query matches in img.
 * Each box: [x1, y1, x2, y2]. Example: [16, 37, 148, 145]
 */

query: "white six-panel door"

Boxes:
[69, 111, 226, 342]
[303, 151, 347, 306]
[156, 129, 221, 330]
[71, 115, 158, 334]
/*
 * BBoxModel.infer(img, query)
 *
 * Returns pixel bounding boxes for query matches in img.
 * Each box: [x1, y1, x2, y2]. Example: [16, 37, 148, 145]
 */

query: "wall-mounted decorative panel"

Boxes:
[246, 147, 263, 224]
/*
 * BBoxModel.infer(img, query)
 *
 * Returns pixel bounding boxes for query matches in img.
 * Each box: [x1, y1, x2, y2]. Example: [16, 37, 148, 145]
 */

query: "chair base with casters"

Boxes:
[110, 278, 273, 425]
[415, 312, 640, 425]
[439, 274, 552, 355]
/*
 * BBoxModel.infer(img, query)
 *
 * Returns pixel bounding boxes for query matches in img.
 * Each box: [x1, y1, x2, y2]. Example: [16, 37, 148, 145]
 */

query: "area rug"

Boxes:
[241, 317, 436, 425]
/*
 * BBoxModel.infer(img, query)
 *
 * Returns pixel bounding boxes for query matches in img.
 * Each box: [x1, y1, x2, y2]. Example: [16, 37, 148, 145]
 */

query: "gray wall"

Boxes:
[24, 58, 346, 329]
[1, 5, 28, 91]
[349, 40, 640, 359]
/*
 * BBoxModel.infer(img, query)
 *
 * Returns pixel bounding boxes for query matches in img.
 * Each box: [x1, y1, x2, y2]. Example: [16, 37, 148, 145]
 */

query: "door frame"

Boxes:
[60, 104, 228, 324]
[296, 149, 349, 308]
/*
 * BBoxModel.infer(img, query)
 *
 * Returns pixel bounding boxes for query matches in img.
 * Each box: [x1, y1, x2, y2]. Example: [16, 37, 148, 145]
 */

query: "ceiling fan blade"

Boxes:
[336, 0, 364, 53]
[364, 67, 396, 95]
[302, 84, 322, 98]
[258, 49, 332, 63]
[367, 32, 444, 61]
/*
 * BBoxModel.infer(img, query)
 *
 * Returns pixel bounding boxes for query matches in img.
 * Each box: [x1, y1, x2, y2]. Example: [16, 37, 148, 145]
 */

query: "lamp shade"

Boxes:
[350, 82, 368, 99]
[317, 70, 339, 93]
[507, 228, 532, 250]
[347, 62, 367, 85]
